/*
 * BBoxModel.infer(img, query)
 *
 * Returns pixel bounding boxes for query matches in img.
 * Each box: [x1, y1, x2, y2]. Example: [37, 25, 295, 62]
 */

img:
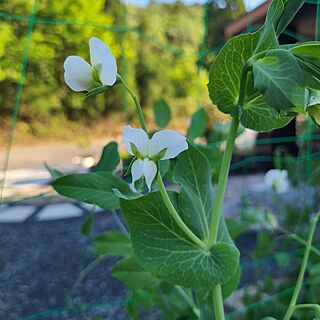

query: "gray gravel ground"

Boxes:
[0, 212, 127, 320]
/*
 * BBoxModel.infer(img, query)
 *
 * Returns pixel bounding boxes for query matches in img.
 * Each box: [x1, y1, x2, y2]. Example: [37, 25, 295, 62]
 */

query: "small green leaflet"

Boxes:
[92, 141, 120, 172]
[187, 108, 208, 141]
[289, 42, 320, 66]
[263, 0, 304, 37]
[81, 208, 95, 236]
[92, 231, 132, 256]
[53, 172, 134, 210]
[112, 256, 160, 289]
[208, 32, 260, 114]
[273, 0, 304, 37]
[253, 49, 306, 113]
[241, 95, 293, 132]
[153, 98, 171, 128]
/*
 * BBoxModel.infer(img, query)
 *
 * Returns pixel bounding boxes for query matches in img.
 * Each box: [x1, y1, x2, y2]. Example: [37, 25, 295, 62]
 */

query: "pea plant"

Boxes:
[52, 0, 320, 319]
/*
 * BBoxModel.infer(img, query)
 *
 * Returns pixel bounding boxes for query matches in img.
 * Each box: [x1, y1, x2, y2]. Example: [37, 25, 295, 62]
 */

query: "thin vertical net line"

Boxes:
[197, 0, 209, 106]
[120, 0, 129, 118]
[0, 0, 38, 203]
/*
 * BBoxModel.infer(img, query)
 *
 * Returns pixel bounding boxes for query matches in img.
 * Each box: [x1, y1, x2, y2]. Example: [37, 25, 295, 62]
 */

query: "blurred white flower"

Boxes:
[123, 126, 188, 191]
[64, 37, 117, 92]
[264, 169, 289, 194]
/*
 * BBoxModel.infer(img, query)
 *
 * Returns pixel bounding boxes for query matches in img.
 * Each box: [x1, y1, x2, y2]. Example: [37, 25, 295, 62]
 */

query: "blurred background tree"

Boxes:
[0, 0, 245, 142]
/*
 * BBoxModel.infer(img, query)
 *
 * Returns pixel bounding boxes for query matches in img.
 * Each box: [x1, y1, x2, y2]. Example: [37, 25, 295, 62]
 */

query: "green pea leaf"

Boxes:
[187, 108, 208, 141]
[253, 49, 306, 113]
[274, 0, 304, 37]
[92, 142, 120, 172]
[289, 43, 320, 88]
[92, 231, 132, 256]
[53, 172, 134, 210]
[112, 256, 160, 289]
[240, 95, 294, 132]
[262, 0, 304, 37]
[208, 32, 259, 114]
[221, 264, 241, 298]
[173, 144, 213, 239]
[81, 208, 95, 236]
[120, 191, 239, 290]
[153, 98, 171, 128]
[44, 162, 64, 181]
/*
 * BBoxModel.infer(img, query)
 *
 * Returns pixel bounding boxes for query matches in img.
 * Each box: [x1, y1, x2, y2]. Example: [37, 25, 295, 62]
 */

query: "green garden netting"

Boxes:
[0, 0, 319, 318]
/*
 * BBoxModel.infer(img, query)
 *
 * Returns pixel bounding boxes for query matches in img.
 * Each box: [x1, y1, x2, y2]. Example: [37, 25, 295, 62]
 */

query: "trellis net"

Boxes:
[0, 0, 319, 319]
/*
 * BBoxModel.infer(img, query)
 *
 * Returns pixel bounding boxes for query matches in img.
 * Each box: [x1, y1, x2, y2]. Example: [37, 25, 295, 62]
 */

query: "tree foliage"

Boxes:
[0, 0, 245, 136]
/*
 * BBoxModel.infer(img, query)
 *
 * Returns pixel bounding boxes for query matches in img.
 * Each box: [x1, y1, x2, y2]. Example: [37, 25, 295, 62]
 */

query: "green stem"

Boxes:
[212, 285, 225, 320]
[208, 116, 240, 247]
[294, 303, 320, 311]
[207, 116, 239, 320]
[117, 74, 148, 133]
[280, 227, 320, 256]
[156, 173, 207, 251]
[283, 212, 320, 320]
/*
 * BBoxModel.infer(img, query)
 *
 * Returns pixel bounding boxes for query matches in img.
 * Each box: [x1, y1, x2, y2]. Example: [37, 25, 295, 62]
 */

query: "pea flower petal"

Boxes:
[64, 37, 117, 92]
[123, 126, 149, 157]
[264, 169, 289, 194]
[64, 56, 94, 92]
[89, 37, 117, 86]
[131, 159, 144, 190]
[149, 130, 189, 159]
[142, 158, 157, 191]
[122, 126, 188, 191]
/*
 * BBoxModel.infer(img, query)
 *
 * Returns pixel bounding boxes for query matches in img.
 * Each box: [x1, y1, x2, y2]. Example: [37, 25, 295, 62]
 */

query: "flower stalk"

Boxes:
[117, 74, 148, 133]
[156, 172, 207, 251]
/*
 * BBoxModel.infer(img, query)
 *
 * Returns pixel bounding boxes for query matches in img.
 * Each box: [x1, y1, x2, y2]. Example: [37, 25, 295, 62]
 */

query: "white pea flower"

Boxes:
[123, 126, 188, 191]
[64, 37, 117, 92]
[264, 169, 289, 194]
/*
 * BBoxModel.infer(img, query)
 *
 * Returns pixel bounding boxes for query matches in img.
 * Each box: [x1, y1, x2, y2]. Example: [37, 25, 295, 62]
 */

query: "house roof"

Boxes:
[224, 0, 270, 38]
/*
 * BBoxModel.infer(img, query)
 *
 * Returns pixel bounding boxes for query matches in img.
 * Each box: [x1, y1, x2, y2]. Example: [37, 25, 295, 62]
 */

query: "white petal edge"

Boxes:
[149, 130, 188, 160]
[130, 159, 144, 190]
[89, 37, 117, 86]
[64, 56, 94, 92]
[142, 159, 157, 191]
[122, 126, 149, 156]
[264, 169, 282, 187]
